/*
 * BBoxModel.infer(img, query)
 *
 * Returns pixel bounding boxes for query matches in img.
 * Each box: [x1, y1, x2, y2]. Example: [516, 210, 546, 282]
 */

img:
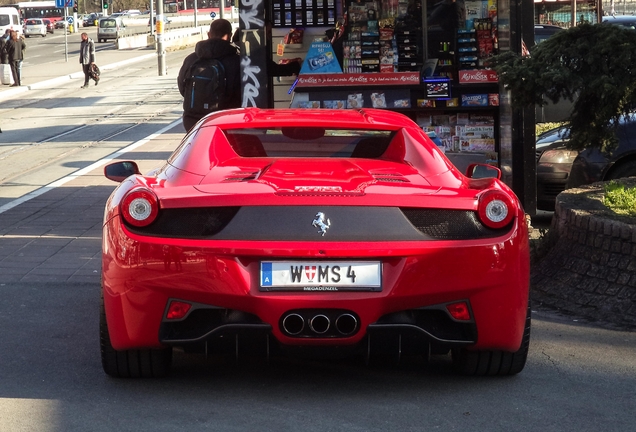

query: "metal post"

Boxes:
[157, 0, 166, 75]
[150, 0, 154, 36]
[220, 0, 225, 19]
[194, 0, 198, 28]
[64, 6, 68, 62]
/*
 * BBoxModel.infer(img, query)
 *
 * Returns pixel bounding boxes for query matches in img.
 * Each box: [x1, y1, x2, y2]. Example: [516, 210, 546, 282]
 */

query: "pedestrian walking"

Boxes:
[177, 19, 241, 132]
[0, 29, 10, 64]
[79, 32, 98, 88]
[6, 30, 25, 87]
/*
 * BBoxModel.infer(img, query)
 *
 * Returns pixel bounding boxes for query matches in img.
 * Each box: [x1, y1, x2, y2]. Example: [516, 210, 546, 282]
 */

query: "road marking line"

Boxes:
[0, 118, 182, 215]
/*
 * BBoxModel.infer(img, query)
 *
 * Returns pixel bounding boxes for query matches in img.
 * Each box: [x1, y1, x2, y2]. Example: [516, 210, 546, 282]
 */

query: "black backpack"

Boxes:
[182, 57, 227, 116]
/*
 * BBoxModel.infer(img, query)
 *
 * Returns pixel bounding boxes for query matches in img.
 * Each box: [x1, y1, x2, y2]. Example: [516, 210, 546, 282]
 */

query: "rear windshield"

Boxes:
[224, 128, 394, 158]
[26, 19, 41, 25]
[100, 19, 116, 28]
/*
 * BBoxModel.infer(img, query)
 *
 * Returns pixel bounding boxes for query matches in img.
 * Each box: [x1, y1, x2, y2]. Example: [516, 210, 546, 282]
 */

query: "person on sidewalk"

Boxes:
[0, 30, 10, 64]
[6, 31, 25, 87]
[79, 32, 98, 88]
[177, 19, 241, 132]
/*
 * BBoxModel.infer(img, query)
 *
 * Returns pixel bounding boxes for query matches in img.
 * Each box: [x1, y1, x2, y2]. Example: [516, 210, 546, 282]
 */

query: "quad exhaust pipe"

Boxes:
[282, 313, 305, 335]
[281, 311, 359, 337]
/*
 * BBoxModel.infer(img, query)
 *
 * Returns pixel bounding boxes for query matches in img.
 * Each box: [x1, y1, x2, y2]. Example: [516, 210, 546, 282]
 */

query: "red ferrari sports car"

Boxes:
[101, 108, 530, 378]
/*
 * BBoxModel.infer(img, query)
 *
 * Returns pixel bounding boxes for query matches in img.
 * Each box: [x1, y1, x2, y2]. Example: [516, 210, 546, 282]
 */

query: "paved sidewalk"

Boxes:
[0, 123, 185, 284]
[0, 46, 158, 101]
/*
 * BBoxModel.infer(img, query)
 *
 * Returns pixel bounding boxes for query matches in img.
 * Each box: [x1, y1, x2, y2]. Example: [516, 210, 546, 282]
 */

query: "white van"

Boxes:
[97, 16, 125, 43]
[0, 7, 22, 36]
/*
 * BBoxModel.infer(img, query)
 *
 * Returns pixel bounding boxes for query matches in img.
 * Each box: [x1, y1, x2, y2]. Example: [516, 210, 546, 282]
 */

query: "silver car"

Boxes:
[97, 17, 124, 43]
[24, 18, 46, 37]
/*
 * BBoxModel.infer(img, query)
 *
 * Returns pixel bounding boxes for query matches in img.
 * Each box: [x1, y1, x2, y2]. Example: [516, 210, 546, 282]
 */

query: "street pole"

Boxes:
[157, 0, 166, 75]
[64, 6, 68, 62]
[220, 0, 224, 19]
[150, 0, 154, 36]
[194, 0, 198, 28]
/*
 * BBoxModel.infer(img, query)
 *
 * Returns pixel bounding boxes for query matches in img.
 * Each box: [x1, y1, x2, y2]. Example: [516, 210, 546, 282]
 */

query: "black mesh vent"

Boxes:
[125, 207, 240, 238]
[400, 208, 511, 239]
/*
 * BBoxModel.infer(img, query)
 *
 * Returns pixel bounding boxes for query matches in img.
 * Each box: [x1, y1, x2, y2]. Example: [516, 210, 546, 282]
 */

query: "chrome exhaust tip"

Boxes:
[309, 314, 330, 334]
[335, 313, 358, 335]
[282, 313, 305, 335]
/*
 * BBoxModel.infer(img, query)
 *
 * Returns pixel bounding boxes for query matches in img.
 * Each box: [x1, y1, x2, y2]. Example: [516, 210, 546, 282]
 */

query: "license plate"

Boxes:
[260, 261, 381, 292]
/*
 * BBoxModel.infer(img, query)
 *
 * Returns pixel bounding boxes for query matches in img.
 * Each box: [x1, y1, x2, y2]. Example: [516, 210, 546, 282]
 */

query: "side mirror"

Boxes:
[465, 163, 501, 179]
[104, 161, 140, 182]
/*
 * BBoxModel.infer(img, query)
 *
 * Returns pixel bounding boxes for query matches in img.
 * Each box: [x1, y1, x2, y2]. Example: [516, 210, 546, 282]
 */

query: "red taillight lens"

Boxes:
[446, 301, 471, 321]
[121, 188, 159, 227]
[478, 190, 514, 229]
[166, 301, 192, 320]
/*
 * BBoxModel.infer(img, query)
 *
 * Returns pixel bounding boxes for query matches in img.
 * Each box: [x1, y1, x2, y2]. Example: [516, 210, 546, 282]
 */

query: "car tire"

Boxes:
[100, 293, 172, 378]
[607, 160, 636, 180]
[452, 301, 531, 376]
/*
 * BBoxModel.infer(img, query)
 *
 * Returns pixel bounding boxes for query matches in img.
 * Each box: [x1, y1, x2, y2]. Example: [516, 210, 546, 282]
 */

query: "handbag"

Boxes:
[89, 64, 100, 80]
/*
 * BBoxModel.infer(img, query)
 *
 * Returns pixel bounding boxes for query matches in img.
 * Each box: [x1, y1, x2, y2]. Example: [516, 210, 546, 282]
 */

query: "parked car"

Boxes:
[148, 15, 171, 26]
[536, 116, 636, 211]
[100, 108, 531, 378]
[55, 16, 82, 29]
[82, 13, 98, 26]
[23, 18, 46, 37]
[534, 24, 564, 44]
[602, 15, 636, 29]
[42, 18, 54, 34]
[54, 17, 70, 29]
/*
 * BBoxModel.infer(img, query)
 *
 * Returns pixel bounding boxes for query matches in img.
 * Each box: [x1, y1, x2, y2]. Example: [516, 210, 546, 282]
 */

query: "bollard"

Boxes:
[69, 24, 73, 33]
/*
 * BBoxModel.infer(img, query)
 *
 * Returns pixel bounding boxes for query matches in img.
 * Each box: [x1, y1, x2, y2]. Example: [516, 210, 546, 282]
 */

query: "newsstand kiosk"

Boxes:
[237, 0, 537, 214]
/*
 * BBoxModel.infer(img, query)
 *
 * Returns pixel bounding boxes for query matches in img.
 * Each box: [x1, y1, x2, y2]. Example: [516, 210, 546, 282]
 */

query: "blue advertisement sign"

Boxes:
[300, 42, 343, 74]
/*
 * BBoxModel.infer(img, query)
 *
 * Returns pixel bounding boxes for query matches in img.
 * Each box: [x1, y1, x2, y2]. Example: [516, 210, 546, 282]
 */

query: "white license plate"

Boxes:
[260, 261, 381, 292]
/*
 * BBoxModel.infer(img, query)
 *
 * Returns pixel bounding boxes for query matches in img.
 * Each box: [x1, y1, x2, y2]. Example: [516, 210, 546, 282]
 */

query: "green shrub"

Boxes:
[604, 181, 636, 216]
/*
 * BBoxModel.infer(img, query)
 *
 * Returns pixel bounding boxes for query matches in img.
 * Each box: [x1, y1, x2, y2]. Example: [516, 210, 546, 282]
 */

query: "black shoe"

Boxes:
[10, 84, 18, 87]
[95, 78, 99, 86]
[81, 84, 88, 89]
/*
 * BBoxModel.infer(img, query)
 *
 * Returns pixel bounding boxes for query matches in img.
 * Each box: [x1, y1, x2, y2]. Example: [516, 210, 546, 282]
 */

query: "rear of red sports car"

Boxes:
[101, 108, 530, 378]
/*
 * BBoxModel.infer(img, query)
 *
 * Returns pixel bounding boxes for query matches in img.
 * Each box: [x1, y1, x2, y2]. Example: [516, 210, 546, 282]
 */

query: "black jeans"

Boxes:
[82, 63, 91, 86]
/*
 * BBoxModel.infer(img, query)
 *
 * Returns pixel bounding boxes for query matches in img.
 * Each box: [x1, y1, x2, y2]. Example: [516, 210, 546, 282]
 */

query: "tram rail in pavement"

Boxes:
[0, 47, 187, 283]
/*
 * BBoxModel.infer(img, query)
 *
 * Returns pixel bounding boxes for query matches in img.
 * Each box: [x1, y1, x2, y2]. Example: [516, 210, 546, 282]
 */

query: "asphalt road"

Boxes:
[0, 44, 635, 432]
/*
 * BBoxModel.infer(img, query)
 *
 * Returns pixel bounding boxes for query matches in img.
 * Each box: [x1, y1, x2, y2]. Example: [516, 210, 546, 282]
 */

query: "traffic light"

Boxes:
[73, 1, 78, 12]
[103, 1, 108, 9]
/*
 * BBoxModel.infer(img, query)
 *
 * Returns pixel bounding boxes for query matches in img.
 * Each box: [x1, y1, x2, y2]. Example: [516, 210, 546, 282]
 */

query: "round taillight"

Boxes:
[478, 190, 514, 229]
[121, 188, 159, 227]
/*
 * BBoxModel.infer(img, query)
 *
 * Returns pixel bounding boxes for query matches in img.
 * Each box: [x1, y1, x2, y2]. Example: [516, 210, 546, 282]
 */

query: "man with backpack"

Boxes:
[178, 19, 241, 132]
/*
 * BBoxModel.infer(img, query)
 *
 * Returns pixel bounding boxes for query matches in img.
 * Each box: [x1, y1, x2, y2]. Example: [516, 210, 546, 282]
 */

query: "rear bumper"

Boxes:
[102, 215, 530, 353]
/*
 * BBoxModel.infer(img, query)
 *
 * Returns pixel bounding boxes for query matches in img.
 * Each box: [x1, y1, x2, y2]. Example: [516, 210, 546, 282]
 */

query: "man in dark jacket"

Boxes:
[79, 32, 98, 88]
[0, 30, 10, 64]
[178, 19, 241, 132]
[6, 30, 25, 87]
